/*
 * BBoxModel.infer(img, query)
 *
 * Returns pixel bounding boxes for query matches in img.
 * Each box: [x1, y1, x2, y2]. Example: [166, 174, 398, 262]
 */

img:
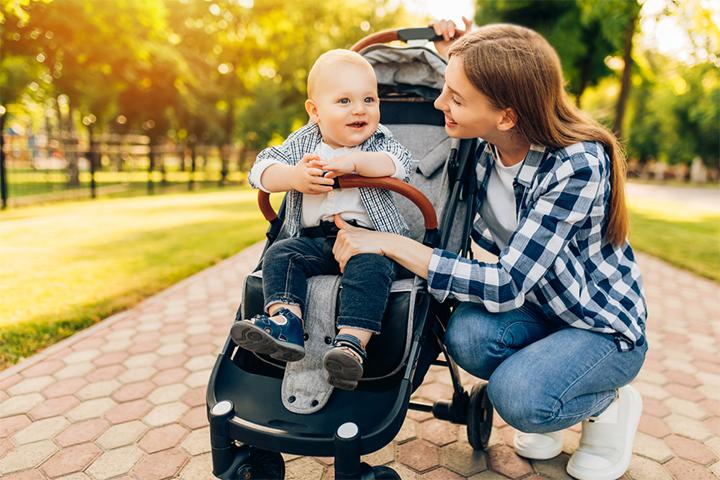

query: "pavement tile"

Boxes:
[180, 386, 206, 408]
[66, 398, 116, 422]
[55, 418, 109, 447]
[177, 452, 215, 480]
[663, 457, 718, 480]
[123, 353, 160, 370]
[139, 424, 188, 453]
[42, 378, 87, 399]
[143, 401, 189, 427]
[132, 447, 188, 480]
[0, 393, 45, 417]
[8, 375, 56, 395]
[92, 351, 129, 367]
[96, 420, 148, 450]
[418, 466, 465, 479]
[440, 441, 487, 477]
[421, 419, 459, 446]
[53, 363, 94, 380]
[0, 415, 31, 439]
[362, 443, 395, 466]
[20, 360, 65, 378]
[27, 396, 79, 421]
[0, 469, 46, 479]
[62, 350, 100, 365]
[148, 384, 189, 405]
[86, 445, 144, 480]
[155, 353, 189, 370]
[666, 383, 706, 402]
[85, 365, 126, 383]
[152, 367, 188, 386]
[104, 399, 153, 425]
[111, 380, 156, 403]
[76, 380, 121, 401]
[626, 454, 673, 480]
[13, 416, 69, 445]
[665, 434, 718, 465]
[285, 457, 326, 480]
[0, 439, 58, 475]
[180, 426, 211, 455]
[664, 413, 713, 441]
[41, 442, 101, 478]
[637, 414, 670, 438]
[117, 366, 157, 384]
[180, 405, 207, 430]
[532, 453, 573, 480]
[486, 444, 533, 479]
[398, 439, 441, 473]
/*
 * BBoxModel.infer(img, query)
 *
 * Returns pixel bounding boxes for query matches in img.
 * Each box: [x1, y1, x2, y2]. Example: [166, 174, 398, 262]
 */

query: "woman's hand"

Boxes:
[430, 16, 473, 59]
[332, 215, 389, 272]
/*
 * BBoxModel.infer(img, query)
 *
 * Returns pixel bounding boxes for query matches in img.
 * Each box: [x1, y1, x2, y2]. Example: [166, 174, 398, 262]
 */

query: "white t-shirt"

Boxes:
[248, 141, 405, 228]
[479, 146, 523, 250]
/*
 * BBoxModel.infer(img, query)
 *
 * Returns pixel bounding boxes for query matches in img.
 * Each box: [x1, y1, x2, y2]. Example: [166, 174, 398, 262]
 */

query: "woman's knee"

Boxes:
[444, 303, 504, 380]
[487, 368, 558, 433]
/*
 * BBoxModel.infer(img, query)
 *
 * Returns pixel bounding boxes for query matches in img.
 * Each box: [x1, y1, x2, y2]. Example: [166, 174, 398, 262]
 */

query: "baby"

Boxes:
[231, 49, 412, 390]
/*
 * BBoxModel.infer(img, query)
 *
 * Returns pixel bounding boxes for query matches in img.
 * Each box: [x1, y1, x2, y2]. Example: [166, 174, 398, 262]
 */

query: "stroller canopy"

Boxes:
[361, 46, 446, 92]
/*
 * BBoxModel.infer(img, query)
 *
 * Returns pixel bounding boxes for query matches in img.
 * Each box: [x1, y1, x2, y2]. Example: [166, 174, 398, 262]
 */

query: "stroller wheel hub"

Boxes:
[337, 422, 359, 439]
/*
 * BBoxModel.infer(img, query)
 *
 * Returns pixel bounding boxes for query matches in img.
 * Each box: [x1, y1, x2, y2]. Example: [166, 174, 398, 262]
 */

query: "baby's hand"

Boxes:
[291, 154, 334, 194]
[320, 153, 358, 179]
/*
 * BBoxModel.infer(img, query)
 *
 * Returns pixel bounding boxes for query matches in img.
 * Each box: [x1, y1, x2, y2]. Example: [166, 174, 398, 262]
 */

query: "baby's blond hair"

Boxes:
[307, 49, 375, 99]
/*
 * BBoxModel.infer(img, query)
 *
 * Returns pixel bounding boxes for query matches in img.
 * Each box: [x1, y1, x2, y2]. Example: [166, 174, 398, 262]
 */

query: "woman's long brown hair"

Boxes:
[449, 24, 628, 245]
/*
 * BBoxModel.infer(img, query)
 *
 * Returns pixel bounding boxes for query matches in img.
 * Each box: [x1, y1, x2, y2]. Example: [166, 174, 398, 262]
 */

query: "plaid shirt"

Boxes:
[427, 141, 647, 349]
[250, 122, 412, 237]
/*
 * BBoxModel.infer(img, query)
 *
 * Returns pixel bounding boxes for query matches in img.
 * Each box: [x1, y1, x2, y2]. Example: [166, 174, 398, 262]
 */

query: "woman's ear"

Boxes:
[497, 107, 518, 132]
[305, 99, 319, 122]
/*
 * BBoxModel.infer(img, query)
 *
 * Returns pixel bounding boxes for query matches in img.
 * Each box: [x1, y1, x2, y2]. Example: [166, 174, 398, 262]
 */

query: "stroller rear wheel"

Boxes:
[369, 465, 401, 479]
[233, 447, 284, 480]
[467, 383, 493, 451]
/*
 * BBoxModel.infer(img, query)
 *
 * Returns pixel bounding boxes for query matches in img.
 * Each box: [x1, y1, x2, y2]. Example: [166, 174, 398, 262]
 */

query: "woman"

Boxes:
[332, 19, 648, 480]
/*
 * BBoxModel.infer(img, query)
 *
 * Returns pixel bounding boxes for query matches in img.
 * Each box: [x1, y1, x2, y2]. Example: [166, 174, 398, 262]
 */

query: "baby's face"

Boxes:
[307, 63, 380, 149]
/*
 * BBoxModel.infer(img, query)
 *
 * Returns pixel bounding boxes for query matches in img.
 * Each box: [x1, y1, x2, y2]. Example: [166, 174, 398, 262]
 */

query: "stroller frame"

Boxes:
[207, 27, 494, 480]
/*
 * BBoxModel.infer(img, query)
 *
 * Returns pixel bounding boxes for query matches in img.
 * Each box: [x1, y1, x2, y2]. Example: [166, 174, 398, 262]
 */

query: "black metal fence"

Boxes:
[0, 132, 256, 209]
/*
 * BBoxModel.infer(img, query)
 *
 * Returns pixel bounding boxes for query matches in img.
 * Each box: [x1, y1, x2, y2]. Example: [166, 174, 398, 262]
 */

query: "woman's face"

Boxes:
[434, 55, 505, 141]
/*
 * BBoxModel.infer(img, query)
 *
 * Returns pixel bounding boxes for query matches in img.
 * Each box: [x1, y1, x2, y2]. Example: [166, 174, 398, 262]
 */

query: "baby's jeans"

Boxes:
[261, 236, 396, 334]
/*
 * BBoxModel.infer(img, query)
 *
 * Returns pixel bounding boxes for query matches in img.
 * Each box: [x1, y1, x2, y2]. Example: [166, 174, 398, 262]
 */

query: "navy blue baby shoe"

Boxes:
[230, 307, 305, 362]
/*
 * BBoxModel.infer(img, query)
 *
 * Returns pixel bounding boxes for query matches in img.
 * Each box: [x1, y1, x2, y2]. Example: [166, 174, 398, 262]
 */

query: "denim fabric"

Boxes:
[444, 302, 647, 433]
[262, 236, 396, 334]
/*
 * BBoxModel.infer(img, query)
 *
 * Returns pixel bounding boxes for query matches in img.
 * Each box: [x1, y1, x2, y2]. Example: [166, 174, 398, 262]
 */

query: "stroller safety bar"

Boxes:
[257, 174, 438, 230]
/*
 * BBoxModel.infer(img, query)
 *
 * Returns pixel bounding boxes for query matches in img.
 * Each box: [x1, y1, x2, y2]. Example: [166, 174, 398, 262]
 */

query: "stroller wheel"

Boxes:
[234, 448, 285, 480]
[467, 383, 493, 451]
[369, 465, 401, 479]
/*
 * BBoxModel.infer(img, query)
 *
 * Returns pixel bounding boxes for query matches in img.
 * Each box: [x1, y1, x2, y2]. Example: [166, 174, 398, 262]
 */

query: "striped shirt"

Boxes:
[427, 141, 647, 349]
[249, 122, 412, 237]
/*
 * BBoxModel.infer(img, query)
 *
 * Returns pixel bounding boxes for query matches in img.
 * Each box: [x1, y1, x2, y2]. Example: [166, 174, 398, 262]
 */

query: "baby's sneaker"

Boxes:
[566, 385, 643, 480]
[513, 430, 564, 460]
[323, 333, 366, 391]
[230, 308, 305, 362]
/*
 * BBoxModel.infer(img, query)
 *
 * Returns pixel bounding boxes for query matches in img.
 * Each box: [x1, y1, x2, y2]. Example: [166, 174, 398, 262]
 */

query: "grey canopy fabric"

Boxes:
[361, 45, 446, 90]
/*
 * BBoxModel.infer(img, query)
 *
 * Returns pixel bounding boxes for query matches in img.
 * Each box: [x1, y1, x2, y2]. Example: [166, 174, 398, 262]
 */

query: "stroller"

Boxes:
[207, 27, 494, 480]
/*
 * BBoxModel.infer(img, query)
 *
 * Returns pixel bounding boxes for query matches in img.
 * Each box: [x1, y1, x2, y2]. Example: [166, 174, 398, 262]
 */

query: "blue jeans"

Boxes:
[444, 302, 647, 433]
[262, 236, 396, 334]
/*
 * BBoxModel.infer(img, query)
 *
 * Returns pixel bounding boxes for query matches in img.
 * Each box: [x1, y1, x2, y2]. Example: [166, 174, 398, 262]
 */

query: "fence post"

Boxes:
[147, 141, 155, 195]
[84, 116, 97, 199]
[0, 109, 7, 209]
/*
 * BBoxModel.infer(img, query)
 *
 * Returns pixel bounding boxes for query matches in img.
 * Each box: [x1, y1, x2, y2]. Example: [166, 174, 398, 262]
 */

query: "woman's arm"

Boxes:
[332, 215, 433, 277]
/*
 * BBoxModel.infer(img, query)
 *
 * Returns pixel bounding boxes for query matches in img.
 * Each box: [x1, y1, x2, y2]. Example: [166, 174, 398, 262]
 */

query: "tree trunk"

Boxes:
[64, 101, 81, 187]
[1, 113, 8, 209]
[613, 12, 638, 139]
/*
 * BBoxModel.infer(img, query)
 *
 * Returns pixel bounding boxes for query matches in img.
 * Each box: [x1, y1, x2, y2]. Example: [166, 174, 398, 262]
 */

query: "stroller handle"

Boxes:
[351, 27, 443, 52]
[257, 174, 438, 230]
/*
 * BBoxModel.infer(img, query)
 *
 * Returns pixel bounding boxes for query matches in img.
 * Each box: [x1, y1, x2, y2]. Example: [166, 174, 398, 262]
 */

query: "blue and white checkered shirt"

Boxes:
[427, 141, 647, 348]
[249, 122, 412, 237]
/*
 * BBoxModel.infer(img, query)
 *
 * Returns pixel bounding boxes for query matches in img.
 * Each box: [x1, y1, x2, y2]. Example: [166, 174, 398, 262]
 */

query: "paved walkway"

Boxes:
[1, 242, 719, 480]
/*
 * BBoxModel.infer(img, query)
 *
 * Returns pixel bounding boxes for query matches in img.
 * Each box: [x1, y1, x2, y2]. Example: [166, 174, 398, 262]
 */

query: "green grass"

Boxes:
[6, 168, 246, 198]
[0, 187, 280, 368]
[628, 198, 720, 282]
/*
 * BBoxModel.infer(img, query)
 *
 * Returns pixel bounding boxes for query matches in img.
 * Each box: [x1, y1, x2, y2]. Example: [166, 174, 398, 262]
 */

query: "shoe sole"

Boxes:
[513, 435, 563, 460]
[324, 349, 363, 391]
[566, 385, 643, 480]
[231, 321, 305, 362]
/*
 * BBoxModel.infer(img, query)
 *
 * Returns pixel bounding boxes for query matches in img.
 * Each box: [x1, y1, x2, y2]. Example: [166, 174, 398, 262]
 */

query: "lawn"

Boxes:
[627, 197, 720, 282]
[1, 183, 716, 369]
[0, 187, 277, 368]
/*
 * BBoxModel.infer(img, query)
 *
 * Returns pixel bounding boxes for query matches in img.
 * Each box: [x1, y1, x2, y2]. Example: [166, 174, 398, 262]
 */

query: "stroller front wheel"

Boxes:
[467, 383, 493, 451]
[234, 448, 285, 480]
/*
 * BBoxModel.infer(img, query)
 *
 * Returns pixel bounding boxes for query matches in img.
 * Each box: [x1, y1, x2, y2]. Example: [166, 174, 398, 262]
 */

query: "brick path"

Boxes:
[1, 242, 719, 479]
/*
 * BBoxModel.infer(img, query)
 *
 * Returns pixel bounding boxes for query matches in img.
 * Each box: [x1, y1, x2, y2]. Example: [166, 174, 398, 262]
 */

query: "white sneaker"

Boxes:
[566, 385, 643, 480]
[513, 430, 564, 460]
